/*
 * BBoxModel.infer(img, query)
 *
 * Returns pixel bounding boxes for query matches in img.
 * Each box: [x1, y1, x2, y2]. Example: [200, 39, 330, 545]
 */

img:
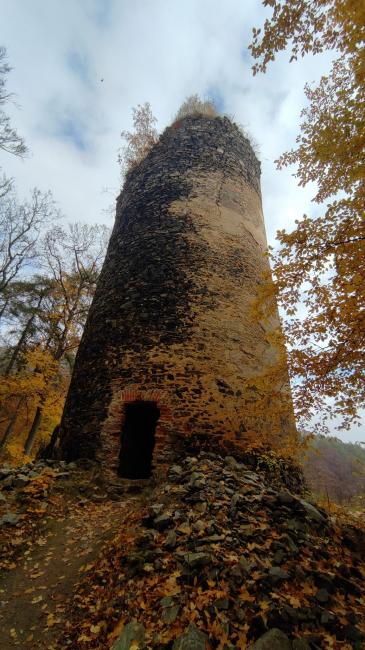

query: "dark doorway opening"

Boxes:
[119, 401, 160, 479]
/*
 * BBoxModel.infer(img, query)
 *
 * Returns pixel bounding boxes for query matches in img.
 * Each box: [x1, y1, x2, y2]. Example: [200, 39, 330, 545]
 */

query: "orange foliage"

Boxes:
[0, 346, 68, 464]
[250, 0, 365, 431]
[118, 103, 158, 176]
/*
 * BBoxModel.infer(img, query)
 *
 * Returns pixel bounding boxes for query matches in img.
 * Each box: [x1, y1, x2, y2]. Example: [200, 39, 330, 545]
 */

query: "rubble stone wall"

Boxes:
[57, 115, 294, 470]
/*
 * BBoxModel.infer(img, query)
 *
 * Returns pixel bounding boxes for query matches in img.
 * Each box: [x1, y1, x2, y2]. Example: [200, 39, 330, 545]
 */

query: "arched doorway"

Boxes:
[118, 401, 160, 479]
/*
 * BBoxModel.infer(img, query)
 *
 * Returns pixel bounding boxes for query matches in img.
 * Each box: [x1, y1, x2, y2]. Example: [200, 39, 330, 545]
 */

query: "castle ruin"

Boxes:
[55, 115, 295, 478]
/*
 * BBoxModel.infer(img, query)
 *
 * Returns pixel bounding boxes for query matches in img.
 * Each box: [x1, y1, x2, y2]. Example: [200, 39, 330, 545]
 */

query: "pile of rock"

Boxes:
[0, 459, 77, 525]
[62, 451, 365, 649]
[0, 458, 75, 492]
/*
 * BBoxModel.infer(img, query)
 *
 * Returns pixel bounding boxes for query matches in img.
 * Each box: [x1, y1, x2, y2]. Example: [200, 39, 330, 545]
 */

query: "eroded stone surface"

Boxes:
[54, 115, 295, 472]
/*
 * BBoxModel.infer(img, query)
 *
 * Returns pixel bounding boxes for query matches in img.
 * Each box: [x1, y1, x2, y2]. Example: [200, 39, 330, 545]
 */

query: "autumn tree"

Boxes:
[21, 222, 109, 454]
[118, 102, 158, 176]
[0, 188, 58, 318]
[0, 346, 67, 459]
[0, 279, 49, 376]
[0, 46, 27, 158]
[0, 279, 61, 456]
[39, 222, 109, 358]
[0, 222, 109, 459]
[250, 0, 365, 431]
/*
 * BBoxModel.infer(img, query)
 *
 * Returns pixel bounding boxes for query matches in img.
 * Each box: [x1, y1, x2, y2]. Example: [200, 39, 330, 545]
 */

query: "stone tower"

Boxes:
[56, 115, 294, 478]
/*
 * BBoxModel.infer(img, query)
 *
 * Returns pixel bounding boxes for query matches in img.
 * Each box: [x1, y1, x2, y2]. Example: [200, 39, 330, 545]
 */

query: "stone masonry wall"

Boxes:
[57, 115, 294, 471]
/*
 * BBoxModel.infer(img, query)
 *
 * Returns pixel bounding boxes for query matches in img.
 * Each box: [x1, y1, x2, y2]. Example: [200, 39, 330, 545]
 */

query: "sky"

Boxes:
[1, 0, 363, 443]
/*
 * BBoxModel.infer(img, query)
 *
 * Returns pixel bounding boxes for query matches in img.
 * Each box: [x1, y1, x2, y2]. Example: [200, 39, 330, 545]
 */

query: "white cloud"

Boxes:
[1, 0, 362, 442]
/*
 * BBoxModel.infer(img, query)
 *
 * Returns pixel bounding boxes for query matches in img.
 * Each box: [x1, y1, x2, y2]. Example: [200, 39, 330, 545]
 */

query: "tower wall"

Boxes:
[57, 115, 293, 471]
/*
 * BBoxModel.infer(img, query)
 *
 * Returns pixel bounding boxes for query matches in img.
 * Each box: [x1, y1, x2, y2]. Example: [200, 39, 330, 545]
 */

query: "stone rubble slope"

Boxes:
[0, 458, 136, 650]
[0, 459, 79, 569]
[55, 451, 365, 649]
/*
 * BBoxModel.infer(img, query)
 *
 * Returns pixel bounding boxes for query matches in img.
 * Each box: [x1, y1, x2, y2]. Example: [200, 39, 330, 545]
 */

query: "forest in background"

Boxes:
[0, 46, 109, 462]
[302, 436, 365, 506]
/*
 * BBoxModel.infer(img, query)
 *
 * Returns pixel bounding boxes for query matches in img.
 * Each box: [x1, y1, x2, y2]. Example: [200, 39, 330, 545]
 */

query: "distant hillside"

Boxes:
[302, 435, 365, 505]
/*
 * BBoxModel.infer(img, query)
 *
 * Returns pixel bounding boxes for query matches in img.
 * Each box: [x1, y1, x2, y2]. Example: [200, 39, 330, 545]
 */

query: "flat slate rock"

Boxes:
[182, 552, 212, 568]
[252, 628, 291, 650]
[299, 499, 327, 523]
[173, 623, 208, 650]
[111, 621, 145, 650]
[0, 513, 20, 526]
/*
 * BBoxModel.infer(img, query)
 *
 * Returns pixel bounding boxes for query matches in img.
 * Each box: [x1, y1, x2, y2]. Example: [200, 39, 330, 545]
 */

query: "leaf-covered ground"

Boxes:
[0, 452, 364, 649]
[0, 461, 143, 649]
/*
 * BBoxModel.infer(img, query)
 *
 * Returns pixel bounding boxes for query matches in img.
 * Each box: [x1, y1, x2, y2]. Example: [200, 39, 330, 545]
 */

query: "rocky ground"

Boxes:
[1, 451, 365, 649]
[0, 459, 142, 649]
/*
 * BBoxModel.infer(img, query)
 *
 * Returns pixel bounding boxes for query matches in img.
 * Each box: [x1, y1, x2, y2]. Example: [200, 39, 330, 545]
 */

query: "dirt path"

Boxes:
[0, 494, 140, 649]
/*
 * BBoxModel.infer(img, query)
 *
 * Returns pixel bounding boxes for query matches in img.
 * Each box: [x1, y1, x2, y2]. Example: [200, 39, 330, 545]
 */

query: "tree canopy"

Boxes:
[250, 0, 365, 431]
[118, 103, 158, 177]
[0, 46, 28, 159]
[0, 219, 109, 461]
[0, 46, 28, 199]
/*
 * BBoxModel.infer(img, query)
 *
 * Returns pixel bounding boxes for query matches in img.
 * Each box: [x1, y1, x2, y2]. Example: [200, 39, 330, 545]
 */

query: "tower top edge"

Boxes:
[118, 113, 261, 203]
[165, 113, 258, 149]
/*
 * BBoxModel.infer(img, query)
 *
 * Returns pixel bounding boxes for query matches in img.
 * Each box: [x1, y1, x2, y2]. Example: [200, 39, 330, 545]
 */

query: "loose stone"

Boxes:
[252, 628, 291, 650]
[173, 623, 208, 650]
[111, 621, 146, 650]
[182, 552, 212, 569]
[0, 513, 20, 526]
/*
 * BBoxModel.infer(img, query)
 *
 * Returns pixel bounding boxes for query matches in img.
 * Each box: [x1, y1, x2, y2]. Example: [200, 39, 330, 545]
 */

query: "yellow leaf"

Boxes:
[259, 600, 270, 611]
[239, 587, 255, 603]
[47, 613, 56, 628]
[288, 596, 301, 608]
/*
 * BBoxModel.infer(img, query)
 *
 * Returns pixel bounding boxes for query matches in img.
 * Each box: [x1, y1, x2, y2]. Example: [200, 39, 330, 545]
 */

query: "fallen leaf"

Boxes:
[289, 596, 301, 608]
[31, 595, 43, 604]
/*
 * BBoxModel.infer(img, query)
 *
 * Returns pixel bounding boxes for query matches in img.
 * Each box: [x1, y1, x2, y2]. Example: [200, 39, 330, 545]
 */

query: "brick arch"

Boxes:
[118, 388, 172, 428]
[100, 384, 174, 473]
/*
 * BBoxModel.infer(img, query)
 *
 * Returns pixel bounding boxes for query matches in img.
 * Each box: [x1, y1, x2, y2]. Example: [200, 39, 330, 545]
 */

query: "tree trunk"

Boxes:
[38, 423, 60, 459]
[23, 406, 43, 455]
[0, 297, 9, 322]
[0, 397, 23, 450]
[5, 318, 33, 376]
[5, 294, 44, 376]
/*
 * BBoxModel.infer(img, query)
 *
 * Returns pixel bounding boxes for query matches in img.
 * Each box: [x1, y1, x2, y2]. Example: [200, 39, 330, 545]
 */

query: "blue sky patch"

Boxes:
[57, 115, 88, 152]
[241, 48, 252, 65]
[43, 104, 91, 153]
[87, 0, 112, 29]
[206, 86, 225, 113]
[67, 50, 92, 87]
